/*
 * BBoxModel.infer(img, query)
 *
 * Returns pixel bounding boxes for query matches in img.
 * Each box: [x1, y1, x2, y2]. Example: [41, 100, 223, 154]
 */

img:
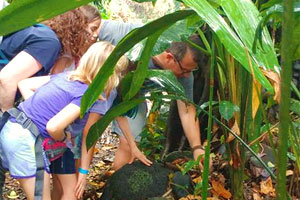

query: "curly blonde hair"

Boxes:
[69, 42, 128, 98]
[44, 5, 101, 58]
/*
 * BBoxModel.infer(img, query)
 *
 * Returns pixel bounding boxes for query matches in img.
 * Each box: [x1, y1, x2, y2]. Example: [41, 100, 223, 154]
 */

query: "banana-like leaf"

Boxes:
[0, 0, 94, 36]
[259, 0, 282, 11]
[127, 16, 201, 61]
[183, 0, 274, 93]
[220, 0, 278, 70]
[124, 32, 162, 101]
[152, 16, 201, 55]
[86, 98, 146, 149]
[121, 69, 185, 100]
[80, 9, 196, 117]
[253, 2, 300, 60]
[132, 0, 156, 2]
[145, 69, 185, 96]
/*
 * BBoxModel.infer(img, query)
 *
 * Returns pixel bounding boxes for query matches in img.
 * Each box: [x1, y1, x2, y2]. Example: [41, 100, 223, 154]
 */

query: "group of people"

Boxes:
[0, 2, 205, 200]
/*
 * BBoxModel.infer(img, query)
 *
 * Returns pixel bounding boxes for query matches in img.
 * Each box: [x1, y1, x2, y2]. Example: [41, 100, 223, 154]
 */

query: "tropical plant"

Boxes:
[0, 0, 299, 199]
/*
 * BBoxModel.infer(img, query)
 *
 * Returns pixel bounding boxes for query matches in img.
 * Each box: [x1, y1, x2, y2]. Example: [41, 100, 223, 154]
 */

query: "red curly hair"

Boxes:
[44, 5, 101, 58]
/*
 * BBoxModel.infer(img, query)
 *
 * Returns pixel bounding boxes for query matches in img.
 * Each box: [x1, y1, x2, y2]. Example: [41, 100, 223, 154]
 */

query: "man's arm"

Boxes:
[176, 100, 204, 161]
[0, 51, 43, 112]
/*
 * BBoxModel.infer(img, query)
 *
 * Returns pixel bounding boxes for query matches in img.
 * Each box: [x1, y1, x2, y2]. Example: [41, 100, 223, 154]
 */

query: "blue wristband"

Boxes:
[78, 167, 89, 175]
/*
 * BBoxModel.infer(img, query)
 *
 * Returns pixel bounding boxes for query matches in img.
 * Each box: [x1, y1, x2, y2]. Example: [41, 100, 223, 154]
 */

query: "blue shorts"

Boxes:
[0, 121, 48, 178]
[49, 148, 76, 174]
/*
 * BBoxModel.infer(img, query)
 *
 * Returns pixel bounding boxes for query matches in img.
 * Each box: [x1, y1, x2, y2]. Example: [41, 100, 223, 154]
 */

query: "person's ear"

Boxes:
[165, 52, 175, 63]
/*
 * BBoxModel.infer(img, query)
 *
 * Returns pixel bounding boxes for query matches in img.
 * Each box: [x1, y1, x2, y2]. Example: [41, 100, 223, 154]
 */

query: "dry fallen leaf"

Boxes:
[260, 177, 276, 197]
[93, 147, 100, 154]
[262, 69, 281, 103]
[7, 191, 19, 199]
[102, 145, 114, 150]
[192, 176, 202, 184]
[253, 192, 262, 200]
[88, 181, 106, 189]
[286, 170, 293, 176]
[179, 195, 201, 200]
[211, 180, 232, 199]
[172, 158, 187, 165]
[105, 170, 115, 177]
[226, 120, 240, 143]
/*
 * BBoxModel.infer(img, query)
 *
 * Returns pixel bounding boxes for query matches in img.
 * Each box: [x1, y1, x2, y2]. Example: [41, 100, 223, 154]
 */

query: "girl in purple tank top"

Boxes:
[0, 41, 128, 200]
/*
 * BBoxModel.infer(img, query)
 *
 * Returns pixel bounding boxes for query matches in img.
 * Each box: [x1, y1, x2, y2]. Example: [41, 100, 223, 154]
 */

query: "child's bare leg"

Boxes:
[56, 174, 77, 200]
[51, 174, 63, 200]
[18, 171, 50, 200]
[113, 136, 131, 171]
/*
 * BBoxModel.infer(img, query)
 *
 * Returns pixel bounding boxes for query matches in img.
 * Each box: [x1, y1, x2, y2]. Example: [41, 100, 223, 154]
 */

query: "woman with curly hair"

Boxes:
[47, 5, 101, 74]
[0, 4, 101, 113]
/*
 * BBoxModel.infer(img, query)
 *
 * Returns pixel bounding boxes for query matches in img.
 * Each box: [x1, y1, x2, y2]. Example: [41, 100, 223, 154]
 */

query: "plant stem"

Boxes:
[276, 0, 294, 199]
[201, 35, 215, 200]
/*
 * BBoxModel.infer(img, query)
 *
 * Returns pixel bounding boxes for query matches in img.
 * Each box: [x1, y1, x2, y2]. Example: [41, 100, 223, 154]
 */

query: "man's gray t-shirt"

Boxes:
[99, 20, 142, 46]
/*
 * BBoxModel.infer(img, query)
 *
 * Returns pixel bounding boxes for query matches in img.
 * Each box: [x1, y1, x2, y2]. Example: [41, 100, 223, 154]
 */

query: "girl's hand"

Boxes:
[75, 172, 87, 199]
[128, 145, 152, 166]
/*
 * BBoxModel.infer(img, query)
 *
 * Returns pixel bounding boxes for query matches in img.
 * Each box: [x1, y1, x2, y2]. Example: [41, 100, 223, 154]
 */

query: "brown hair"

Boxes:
[168, 34, 203, 64]
[44, 5, 101, 58]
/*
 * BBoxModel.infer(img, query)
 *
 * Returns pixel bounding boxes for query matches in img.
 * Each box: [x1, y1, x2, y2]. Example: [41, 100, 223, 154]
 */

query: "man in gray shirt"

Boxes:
[99, 20, 204, 170]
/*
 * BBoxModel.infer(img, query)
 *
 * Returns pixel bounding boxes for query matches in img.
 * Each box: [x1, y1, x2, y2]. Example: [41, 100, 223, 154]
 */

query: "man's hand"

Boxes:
[193, 147, 212, 170]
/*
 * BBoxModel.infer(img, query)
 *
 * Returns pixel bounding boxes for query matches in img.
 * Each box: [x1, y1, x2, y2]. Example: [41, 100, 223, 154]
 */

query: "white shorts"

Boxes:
[0, 120, 37, 178]
[112, 102, 147, 142]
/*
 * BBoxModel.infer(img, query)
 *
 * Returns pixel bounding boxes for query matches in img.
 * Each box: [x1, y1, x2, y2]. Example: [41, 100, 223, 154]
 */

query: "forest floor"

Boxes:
[2, 126, 299, 200]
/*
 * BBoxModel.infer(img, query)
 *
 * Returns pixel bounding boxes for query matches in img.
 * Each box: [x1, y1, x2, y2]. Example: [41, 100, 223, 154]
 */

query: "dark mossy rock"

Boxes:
[163, 151, 193, 163]
[171, 171, 193, 200]
[100, 161, 172, 200]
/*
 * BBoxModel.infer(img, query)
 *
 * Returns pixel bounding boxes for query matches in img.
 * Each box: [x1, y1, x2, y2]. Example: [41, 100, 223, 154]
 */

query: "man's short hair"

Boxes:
[168, 34, 203, 64]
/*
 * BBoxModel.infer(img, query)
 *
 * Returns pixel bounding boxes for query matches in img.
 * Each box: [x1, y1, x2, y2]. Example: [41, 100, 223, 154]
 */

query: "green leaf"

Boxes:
[86, 98, 146, 149]
[146, 70, 185, 96]
[219, 100, 236, 121]
[80, 9, 196, 117]
[152, 16, 201, 55]
[132, 0, 156, 2]
[290, 99, 300, 115]
[253, 2, 300, 61]
[220, 0, 278, 70]
[0, 0, 94, 36]
[127, 16, 201, 61]
[121, 69, 185, 101]
[124, 32, 162, 101]
[183, 0, 274, 94]
[260, 0, 282, 11]
[182, 159, 198, 175]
